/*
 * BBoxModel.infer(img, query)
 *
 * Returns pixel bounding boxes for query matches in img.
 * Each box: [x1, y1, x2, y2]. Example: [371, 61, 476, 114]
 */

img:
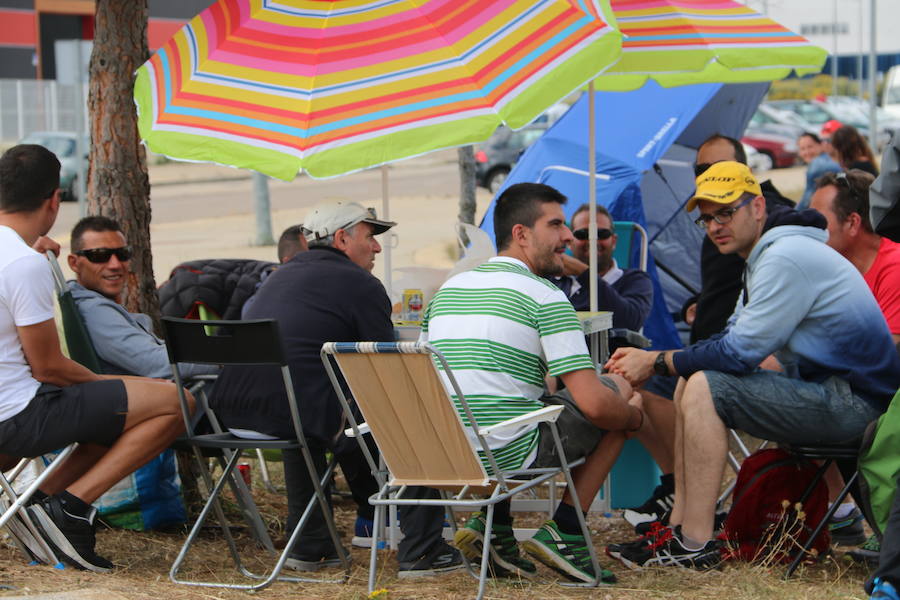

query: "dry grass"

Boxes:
[0, 456, 875, 600]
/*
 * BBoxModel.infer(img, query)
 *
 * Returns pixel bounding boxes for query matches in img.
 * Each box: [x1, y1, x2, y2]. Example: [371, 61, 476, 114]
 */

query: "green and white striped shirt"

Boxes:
[421, 256, 593, 473]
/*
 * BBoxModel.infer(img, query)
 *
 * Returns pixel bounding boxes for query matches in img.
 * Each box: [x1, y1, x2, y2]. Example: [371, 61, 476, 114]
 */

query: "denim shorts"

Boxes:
[705, 370, 882, 446]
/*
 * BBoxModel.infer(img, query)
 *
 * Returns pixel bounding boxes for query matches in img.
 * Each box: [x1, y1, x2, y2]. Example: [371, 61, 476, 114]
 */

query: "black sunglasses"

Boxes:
[75, 246, 133, 264]
[833, 171, 861, 204]
[694, 162, 714, 177]
[572, 228, 613, 241]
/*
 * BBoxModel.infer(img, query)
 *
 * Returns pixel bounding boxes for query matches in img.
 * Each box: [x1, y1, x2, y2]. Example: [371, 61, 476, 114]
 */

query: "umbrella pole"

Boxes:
[382, 165, 393, 300]
[588, 82, 598, 314]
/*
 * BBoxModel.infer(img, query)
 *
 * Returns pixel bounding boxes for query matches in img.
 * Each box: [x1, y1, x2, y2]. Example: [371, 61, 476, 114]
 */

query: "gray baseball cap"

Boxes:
[302, 200, 396, 242]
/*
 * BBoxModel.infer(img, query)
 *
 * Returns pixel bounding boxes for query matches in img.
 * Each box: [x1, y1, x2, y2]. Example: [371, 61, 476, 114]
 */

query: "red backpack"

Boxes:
[720, 448, 830, 563]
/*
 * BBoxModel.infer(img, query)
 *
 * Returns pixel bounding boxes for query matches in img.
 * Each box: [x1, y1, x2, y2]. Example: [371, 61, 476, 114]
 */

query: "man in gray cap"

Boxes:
[211, 200, 462, 576]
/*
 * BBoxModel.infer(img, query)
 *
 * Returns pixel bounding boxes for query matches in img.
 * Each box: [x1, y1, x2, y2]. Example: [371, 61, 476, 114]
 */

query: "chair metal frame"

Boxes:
[321, 341, 603, 600]
[162, 317, 350, 591]
[0, 446, 78, 568]
[783, 444, 860, 578]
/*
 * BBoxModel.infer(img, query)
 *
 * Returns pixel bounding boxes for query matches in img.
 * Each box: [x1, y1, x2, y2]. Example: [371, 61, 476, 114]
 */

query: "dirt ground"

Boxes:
[0, 454, 875, 600]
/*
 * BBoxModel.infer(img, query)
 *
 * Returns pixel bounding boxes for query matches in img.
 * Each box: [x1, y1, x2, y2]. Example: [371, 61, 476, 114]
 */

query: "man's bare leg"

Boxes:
[562, 431, 627, 511]
[635, 389, 676, 473]
[38, 379, 192, 503]
[676, 372, 728, 544]
[668, 378, 688, 527]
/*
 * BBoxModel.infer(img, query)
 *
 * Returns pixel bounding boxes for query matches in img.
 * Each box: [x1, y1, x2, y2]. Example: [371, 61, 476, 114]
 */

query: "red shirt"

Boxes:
[865, 237, 900, 335]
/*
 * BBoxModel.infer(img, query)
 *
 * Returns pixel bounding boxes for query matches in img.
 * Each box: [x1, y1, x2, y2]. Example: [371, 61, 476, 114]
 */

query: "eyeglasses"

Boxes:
[694, 196, 755, 229]
[694, 162, 714, 177]
[572, 228, 613, 241]
[74, 246, 133, 263]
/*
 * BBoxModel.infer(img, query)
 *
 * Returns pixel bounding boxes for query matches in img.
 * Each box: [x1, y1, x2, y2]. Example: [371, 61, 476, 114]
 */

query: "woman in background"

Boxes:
[832, 125, 879, 176]
[797, 132, 841, 209]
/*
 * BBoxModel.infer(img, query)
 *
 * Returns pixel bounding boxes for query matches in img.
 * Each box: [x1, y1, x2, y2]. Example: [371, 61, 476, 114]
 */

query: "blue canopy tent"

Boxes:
[479, 80, 768, 350]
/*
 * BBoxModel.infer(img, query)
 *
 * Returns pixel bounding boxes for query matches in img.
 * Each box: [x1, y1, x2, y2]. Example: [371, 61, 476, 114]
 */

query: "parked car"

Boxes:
[19, 131, 85, 201]
[883, 65, 900, 119]
[741, 131, 798, 169]
[744, 143, 773, 173]
[474, 125, 547, 192]
[768, 99, 893, 150]
[749, 104, 814, 139]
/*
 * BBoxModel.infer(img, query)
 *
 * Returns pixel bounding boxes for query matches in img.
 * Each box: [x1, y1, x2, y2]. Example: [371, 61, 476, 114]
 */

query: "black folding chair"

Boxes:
[162, 317, 349, 591]
[783, 443, 860, 578]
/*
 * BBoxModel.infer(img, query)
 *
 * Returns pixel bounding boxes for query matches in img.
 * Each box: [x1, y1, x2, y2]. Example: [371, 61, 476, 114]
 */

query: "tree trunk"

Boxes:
[87, 0, 158, 331]
[457, 145, 477, 248]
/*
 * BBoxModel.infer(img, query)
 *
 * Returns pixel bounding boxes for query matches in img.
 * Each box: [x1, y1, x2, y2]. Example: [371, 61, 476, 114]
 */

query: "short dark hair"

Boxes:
[277, 224, 305, 262]
[816, 170, 876, 233]
[800, 132, 822, 144]
[71, 215, 124, 252]
[0, 144, 61, 213]
[493, 183, 567, 251]
[571, 202, 613, 228]
[699, 134, 747, 165]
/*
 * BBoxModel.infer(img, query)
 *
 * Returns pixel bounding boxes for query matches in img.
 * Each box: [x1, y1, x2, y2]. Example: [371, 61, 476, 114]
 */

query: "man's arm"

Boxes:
[586, 269, 653, 331]
[18, 319, 102, 386]
[559, 369, 642, 432]
[353, 276, 395, 343]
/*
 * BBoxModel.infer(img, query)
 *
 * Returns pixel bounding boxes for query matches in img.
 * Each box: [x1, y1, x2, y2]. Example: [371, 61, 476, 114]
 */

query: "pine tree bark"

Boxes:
[87, 0, 159, 330]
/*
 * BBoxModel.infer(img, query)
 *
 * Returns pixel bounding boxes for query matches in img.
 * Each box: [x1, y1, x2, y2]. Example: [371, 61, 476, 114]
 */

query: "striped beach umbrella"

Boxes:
[596, 0, 827, 91]
[134, 0, 622, 180]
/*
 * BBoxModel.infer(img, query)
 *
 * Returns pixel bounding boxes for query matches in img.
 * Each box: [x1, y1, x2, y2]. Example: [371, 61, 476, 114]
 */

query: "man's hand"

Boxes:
[32, 236, 60, 257]
[684, 302, 697, 326]
[560, 253, 588, 277]
[604, 347, 656, 387]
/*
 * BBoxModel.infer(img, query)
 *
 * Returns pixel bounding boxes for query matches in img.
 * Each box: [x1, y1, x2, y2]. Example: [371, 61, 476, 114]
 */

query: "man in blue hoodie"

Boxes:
[604, 161, 900, 570]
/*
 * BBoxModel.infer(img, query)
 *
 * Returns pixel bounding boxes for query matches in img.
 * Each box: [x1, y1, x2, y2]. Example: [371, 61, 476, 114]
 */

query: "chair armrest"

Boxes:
[608, 328, 651, 349]
[480, 405, 564, 437]
[344, 422, 371, 438]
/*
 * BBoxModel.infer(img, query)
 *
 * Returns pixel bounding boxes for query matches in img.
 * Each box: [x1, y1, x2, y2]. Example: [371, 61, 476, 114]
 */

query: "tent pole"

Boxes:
[382, 165, 392, 300]
[588, 81, 598, 314]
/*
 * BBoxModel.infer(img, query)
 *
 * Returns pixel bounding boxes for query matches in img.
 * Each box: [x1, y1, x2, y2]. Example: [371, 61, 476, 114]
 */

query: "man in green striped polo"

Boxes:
[422, 183, 644, 584]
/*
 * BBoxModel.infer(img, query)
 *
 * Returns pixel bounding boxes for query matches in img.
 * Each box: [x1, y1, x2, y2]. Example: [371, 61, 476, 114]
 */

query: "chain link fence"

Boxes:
[0, 79, 88, 144]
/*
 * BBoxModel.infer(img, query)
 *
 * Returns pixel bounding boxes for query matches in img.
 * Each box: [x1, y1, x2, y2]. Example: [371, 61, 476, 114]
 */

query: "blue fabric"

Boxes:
[478, 81, 768, 351]
[673, 225, 900, 411]
[799, 152, 841, 209]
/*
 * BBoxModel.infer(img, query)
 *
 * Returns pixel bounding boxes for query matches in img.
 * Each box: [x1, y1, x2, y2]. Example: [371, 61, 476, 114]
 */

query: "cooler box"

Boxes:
[610, 439, 661, 509]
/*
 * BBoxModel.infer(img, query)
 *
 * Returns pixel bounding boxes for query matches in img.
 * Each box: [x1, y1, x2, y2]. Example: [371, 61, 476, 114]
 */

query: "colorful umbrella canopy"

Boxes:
[596, 0, 827, 91]
[134, 0, 622, 180]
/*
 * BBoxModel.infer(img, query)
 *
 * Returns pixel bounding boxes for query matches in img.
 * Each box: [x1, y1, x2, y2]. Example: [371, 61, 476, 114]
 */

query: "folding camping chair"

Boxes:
[163, 317, 349, 591]
[321, 341, 602, 600]
[0, 446, 78, 568]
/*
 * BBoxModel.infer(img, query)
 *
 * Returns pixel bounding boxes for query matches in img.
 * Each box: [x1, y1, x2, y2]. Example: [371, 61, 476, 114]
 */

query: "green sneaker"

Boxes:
[454, 512, 536, 578]
[521, 520, 615, 584]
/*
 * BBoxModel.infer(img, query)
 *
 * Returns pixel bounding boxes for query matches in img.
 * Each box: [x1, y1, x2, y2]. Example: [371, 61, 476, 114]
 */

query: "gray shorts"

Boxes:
[705, 370, 881, 446]
[531, 376, 619, 467]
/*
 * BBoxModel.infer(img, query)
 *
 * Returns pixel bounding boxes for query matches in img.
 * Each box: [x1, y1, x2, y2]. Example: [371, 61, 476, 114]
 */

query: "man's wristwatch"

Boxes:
[653, 352, 668, 376]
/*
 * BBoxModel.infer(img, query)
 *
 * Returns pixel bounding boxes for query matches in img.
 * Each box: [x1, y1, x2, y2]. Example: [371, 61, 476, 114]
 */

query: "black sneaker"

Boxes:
[607, 521, 671, 569]
[634, 510, 727, 536]
[829, 507, 867, 546]
[28, 495, 113, 573]
[623, 483, 675, 528]
[616, 525, 722, 570]
[398, 541, 464, 578]
[846, 534, 880, 568]
[284, 537, 348, 572]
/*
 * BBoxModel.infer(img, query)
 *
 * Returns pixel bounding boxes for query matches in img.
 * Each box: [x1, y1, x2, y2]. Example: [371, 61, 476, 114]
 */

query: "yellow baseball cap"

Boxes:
[686, 161, 763, 212]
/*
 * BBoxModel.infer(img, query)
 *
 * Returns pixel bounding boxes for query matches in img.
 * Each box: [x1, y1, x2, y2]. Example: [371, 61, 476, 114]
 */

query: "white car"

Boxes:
[744, 143, 772, 174]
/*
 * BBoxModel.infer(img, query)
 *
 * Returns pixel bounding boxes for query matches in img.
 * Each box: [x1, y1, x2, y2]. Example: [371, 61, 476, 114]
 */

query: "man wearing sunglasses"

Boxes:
[604, 161, 900, 569]
[67, 215, 219, 380]
[0, 145, 191, 572]
[811, 170, 900, 346]
[552, 203, 652, 332]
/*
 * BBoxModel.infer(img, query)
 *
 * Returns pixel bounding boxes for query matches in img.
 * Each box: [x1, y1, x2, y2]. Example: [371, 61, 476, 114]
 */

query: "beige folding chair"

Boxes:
[321, 341, 602, 600]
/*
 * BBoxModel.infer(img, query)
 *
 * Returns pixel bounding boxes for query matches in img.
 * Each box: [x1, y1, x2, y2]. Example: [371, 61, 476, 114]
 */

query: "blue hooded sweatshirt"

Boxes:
[673, 209, 900, 411]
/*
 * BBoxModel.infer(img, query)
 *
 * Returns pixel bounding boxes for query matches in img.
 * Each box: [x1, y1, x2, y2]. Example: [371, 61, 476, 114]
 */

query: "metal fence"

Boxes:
[0, 79, 88, 144]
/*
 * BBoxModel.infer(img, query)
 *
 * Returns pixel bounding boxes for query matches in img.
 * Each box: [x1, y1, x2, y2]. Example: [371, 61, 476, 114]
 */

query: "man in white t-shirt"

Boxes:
[0, 144, 191, 572]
